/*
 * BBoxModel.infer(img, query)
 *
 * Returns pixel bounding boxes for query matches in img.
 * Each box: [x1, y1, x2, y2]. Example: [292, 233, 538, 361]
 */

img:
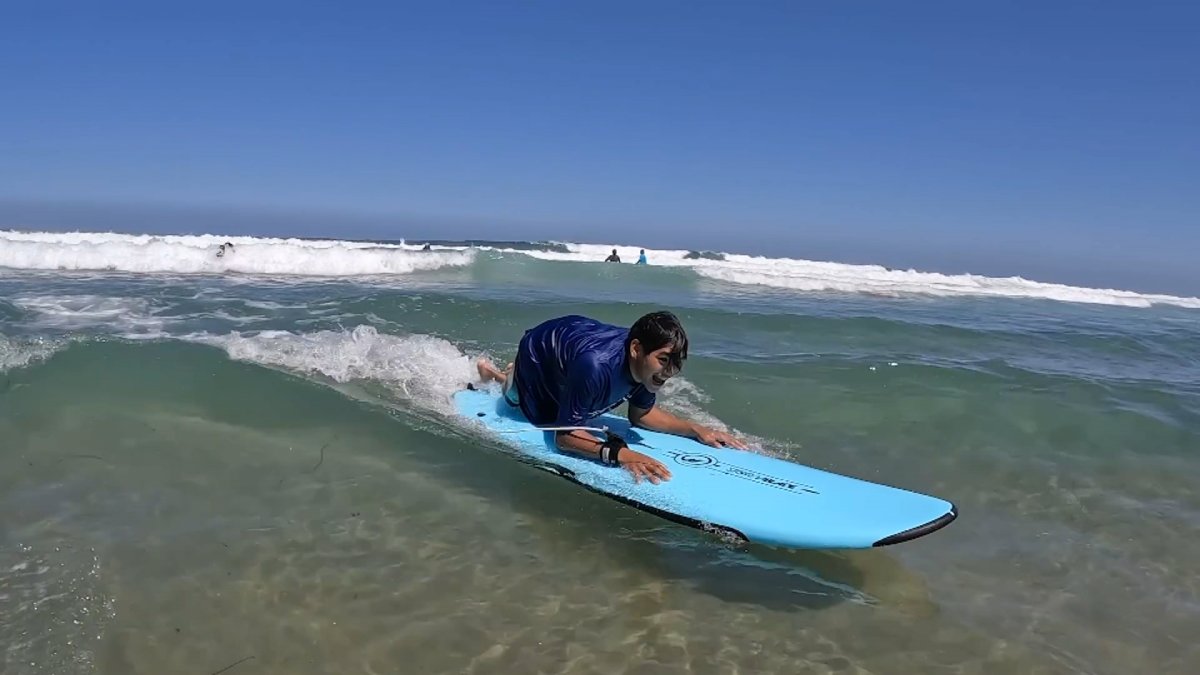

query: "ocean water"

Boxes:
[2, 230, 1198, 675]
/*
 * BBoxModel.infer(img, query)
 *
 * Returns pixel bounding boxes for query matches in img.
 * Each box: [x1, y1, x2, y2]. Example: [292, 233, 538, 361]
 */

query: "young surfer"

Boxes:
[476, 311, 746, 483]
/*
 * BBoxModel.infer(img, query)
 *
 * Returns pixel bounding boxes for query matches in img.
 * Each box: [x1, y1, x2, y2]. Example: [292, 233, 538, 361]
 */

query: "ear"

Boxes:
[629, 338, 643, 359]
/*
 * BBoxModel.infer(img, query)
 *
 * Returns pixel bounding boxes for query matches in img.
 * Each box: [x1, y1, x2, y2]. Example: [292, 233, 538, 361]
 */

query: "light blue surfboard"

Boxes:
[453, 387, 957, 549]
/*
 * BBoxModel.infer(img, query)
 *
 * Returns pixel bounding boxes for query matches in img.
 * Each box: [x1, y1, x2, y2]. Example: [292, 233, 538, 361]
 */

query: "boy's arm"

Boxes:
[629, 405, 748, 449]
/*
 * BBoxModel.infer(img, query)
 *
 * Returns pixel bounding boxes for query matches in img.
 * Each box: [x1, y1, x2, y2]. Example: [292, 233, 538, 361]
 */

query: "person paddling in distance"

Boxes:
[476, 311, 748, 484]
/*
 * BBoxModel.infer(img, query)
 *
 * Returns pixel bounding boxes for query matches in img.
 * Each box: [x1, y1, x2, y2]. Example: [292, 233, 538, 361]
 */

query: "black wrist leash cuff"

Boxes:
[599, 431, 628, 466]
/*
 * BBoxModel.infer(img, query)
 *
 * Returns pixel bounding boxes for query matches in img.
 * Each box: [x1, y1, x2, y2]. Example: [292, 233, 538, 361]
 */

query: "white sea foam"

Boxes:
[0, 230, 473, 276]
[0, 334, 65, 372]
[12, 294, 166, 333]
[519, 242, 1200, 309]
[6, 229, 1193, 308]
[187, 325, 477, 415]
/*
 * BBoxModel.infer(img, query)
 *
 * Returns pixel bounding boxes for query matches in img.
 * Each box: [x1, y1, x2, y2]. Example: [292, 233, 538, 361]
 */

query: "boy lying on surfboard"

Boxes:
[476, 311, 747, 484]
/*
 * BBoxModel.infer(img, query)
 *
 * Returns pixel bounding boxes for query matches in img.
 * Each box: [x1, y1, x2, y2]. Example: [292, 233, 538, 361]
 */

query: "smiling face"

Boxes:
[628, 339, 684, 393]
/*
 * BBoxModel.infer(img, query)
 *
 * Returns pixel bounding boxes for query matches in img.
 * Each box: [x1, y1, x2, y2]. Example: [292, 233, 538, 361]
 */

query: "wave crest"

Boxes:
[0, 231, 474, 276]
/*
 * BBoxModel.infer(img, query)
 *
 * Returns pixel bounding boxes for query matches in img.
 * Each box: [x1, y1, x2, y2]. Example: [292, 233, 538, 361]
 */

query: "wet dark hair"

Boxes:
[628, 311, 688, 369]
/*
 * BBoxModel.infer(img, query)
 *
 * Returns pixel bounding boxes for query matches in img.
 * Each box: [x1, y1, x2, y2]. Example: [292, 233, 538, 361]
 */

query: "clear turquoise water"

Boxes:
[2, 247, 1199, 674]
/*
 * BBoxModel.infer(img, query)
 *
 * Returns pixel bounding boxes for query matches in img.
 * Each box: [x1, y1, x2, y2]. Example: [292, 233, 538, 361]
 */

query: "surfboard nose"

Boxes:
[872, 504, 959, 547]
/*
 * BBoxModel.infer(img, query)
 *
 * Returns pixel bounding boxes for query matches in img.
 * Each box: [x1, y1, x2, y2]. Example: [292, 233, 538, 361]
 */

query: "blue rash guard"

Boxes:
[509, 315, 656, 427]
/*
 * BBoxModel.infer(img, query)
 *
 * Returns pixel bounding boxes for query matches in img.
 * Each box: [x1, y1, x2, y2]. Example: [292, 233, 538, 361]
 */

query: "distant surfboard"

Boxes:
[454, 387, 957, 549]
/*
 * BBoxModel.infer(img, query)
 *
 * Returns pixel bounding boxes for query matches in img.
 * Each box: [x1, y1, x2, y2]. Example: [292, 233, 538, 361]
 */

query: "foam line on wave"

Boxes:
[0, 230, 474, 276]
[514, 242, 1200, 309]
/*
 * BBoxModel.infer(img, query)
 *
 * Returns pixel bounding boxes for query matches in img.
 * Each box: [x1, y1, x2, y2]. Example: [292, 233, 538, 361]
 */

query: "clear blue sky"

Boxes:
[2, 1, 1197, 293]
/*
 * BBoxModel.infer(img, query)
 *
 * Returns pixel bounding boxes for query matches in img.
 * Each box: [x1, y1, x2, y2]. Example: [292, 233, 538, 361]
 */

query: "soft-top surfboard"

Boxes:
[454, 387, 956, 549]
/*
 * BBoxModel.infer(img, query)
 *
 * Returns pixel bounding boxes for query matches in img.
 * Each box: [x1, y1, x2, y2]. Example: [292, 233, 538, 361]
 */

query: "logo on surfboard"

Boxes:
[665, 451, 819, 494]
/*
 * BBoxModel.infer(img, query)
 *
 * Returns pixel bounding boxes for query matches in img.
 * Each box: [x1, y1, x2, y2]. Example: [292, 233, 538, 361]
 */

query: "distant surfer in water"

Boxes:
[636, 249, 647, 265]
[604, 248, 621, 263]
[216, 242, 235, 258]
[476, 311, 746, 483]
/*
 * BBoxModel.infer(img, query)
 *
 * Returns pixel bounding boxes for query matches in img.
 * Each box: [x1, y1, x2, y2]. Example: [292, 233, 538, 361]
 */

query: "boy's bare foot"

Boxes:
[476, 357, 504, 383]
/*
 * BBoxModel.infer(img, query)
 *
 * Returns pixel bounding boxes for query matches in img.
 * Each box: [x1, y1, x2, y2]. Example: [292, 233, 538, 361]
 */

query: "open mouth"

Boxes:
[651, 374, 667, 387]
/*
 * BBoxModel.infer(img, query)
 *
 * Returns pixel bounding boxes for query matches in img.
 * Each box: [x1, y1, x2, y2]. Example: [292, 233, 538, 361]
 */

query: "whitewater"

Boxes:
[2, 229, 1197, 309]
